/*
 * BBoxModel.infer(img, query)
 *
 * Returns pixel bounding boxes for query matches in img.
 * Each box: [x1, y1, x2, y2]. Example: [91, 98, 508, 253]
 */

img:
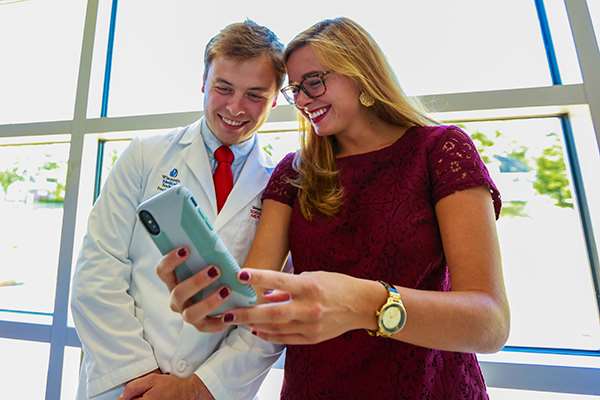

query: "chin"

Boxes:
[312, 126, 335, 137]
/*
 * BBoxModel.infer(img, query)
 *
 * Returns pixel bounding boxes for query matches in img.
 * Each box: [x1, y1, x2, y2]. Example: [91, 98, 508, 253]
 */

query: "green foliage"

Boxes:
[470, 130, 499, 164]
[533, 132, 573, 208]
[501, 201, 528, 217]
[467, 127, 573, 216]
[111, 149, 119, 168]
[506, 146, 530, 169]
[262, 143, 273, 157]
[42, 161, 61, 171]
[0, 167, 25, 194]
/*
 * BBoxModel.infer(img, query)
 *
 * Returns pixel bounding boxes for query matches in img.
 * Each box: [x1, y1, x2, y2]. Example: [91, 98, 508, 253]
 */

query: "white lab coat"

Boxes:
[71, 119, 283, 400]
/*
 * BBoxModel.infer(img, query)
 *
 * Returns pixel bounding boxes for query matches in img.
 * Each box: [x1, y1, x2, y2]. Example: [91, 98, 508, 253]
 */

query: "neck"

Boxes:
[335, 113, 407, 157]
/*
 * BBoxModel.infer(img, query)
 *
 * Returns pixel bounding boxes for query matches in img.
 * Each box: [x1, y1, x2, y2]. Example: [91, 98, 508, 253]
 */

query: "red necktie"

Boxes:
[213, 145, 234, 213]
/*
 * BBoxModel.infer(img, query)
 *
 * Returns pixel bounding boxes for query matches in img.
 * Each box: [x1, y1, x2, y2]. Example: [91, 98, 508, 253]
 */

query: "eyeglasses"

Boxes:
[280, 71, 331, 105]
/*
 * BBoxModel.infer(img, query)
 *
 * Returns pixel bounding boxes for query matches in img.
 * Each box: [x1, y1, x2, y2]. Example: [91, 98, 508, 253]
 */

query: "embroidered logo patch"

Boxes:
[157, 168, 181, 191]
[250, 206, 262, 220]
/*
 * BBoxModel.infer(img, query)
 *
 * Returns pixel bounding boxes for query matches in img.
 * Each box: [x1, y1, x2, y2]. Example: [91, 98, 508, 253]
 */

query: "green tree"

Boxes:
[262, 143, 274, 157]
[42, 161, 61, 171]
[470, 131, 494, 164]
[466, 127, 530, 218]
[506, 145, 529, 169]
[38, 160, 67, 203]
[0, 167, 25, 194]
[111, 149, 119, 168]
[533, 132, 573, 208]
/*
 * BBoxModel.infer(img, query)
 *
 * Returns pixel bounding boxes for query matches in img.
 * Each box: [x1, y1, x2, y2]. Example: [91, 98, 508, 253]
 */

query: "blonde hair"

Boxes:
[285, 17, 436, 220]
[204, 20, 286, 90]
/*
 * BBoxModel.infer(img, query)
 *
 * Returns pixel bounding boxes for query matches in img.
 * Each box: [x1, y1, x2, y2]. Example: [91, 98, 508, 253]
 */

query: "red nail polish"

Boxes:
[239, 271, 250, 282]
[223, 313, 234, 323]
[177, 248, 187, 258]
[207, 267, 218, 278]
[219, 287, 229, 299]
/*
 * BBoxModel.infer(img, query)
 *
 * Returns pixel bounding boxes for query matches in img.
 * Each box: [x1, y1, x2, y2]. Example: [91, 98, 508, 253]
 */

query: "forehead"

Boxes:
[207, 55, 277, 90]
[286, 45, 325, 82]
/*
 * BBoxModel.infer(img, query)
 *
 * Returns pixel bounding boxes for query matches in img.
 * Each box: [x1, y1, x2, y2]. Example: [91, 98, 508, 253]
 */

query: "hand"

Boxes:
[155, 247, 231, 332]
[119, 370, 214, 400]
[222, 269, 369, 344]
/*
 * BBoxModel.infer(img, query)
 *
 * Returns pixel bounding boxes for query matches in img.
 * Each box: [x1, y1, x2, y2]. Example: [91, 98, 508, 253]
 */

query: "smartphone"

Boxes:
[136, 185, 256, 315]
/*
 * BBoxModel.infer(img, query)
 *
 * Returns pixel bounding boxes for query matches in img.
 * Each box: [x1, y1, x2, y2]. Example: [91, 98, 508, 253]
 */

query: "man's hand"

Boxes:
[119, 370, 214, 400]
[156, 247, 230, 332]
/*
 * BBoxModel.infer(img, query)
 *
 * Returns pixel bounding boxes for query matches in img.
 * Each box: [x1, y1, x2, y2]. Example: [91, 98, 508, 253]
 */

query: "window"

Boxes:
[0, 136, 70, 324]
[2, 1, 599, 398]
[0, 338, 49, 399]
[0, 0, 87, 124]
[587, 0, 600, 48]
[61, 346, 82, 400]
[103, 0, 554, 117]
[459, 118, 599, 349]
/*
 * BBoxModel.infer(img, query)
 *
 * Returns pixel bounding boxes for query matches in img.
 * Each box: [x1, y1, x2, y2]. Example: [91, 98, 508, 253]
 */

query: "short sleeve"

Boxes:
[429, 126, 502, 219]
[262, 152, 299, 206]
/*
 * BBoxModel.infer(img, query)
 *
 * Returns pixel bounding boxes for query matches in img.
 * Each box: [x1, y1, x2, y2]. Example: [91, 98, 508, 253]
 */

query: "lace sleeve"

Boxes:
[261, 152, 299, 206]
[429, 126, 502, 219]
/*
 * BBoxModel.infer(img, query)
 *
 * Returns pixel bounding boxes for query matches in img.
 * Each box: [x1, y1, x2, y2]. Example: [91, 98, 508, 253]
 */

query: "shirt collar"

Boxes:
[200, 118, 256, 164]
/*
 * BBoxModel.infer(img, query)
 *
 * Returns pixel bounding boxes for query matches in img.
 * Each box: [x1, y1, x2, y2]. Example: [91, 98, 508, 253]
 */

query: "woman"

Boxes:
[159, 17, 510, 399]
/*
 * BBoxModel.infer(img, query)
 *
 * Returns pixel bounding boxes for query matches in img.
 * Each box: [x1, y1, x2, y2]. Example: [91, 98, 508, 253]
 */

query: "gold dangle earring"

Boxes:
[359, 91, 375, 107]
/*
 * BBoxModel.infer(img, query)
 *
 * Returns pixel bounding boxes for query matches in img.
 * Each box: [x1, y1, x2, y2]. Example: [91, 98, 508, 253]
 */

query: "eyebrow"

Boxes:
[288, 70, 323, 85]
[215, 78, 271, 92]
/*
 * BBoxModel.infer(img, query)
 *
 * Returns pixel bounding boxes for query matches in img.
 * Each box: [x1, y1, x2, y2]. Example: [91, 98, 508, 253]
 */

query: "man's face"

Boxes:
[202, 55, 278, 145]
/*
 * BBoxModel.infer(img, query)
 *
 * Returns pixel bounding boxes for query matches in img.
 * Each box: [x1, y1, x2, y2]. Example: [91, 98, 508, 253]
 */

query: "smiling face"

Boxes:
[285, 45, 363, 137]
[202, 55, 278, 145]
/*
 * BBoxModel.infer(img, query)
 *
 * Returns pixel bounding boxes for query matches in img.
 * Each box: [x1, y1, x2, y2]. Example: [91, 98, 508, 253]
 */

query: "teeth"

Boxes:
[309, 108, 327, 120]
[222, 117, 244, 126]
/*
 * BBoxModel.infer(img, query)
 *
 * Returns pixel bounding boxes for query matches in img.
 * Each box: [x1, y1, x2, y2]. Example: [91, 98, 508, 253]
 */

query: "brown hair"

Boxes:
[285, 17, 436, 220]
[203, 20, 286, 90]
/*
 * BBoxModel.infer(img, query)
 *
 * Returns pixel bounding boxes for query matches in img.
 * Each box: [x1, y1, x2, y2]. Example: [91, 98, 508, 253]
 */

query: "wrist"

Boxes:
[190, 374, 214, 400]
[350, 278, 389, 331]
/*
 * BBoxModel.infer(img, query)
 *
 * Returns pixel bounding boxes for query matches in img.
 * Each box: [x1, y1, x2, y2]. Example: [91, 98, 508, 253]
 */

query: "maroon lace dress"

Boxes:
[262, 125, 502, 400]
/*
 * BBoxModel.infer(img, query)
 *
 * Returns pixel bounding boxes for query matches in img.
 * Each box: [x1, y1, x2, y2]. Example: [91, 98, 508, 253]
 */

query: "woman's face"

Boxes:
[285, 45, 363, 137]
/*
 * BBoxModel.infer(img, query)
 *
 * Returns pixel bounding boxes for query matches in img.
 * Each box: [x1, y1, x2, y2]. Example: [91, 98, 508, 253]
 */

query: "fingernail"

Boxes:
[219, 287, 229, 299]
[177, 248, 187, 258]
[239, 271, 250, 282]
[207, 267, 218, 278]
[223, 313, 234, 323]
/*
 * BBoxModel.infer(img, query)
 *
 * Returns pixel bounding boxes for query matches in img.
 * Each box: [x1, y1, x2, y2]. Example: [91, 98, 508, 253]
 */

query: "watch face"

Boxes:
[382, 305, 403, 330]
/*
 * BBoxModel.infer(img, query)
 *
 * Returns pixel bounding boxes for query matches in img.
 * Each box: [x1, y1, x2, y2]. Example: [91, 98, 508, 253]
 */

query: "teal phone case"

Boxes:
[136, 185, 256, 315]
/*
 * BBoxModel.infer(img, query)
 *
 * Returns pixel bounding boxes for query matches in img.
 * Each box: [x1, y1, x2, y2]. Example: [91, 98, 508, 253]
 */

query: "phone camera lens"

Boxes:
[139, 210, 160, 235]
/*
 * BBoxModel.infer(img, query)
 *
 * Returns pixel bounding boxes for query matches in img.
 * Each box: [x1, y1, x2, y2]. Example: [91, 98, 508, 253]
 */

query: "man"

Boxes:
[71, 20, 286, 400]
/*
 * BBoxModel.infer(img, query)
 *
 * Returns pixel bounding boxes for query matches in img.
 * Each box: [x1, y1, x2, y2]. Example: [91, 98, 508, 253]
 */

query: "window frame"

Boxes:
[0, 0, 599, 398]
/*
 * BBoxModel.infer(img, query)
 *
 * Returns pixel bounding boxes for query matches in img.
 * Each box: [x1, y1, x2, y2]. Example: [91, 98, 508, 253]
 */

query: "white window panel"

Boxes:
[105, 0, 552, 117]
[587, 0, 600, 49]
[0, 338, 49, 399]
[0, 136, 70, 321]
[0, 0, 87, 124]
[544, 0, 584, 83]
[461, 118, 600, 350]
[60, 346, 82, 400]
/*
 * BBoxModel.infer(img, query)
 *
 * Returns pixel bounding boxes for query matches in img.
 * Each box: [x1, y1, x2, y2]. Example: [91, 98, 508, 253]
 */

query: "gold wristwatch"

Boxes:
[367, 281, 407, 337]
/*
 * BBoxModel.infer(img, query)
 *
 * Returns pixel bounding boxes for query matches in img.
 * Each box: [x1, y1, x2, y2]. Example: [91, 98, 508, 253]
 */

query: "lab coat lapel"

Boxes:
[214, 141, 270, 231]
[180, 120, 218, 220]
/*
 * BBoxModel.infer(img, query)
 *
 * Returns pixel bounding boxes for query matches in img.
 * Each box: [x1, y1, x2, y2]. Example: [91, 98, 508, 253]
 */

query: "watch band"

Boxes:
[367, 280, 406, 337]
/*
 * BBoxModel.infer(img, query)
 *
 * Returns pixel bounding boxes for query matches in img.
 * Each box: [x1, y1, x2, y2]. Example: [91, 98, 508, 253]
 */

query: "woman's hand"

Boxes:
[221, 268, 381, 344]
[155, 247, 231, 332]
